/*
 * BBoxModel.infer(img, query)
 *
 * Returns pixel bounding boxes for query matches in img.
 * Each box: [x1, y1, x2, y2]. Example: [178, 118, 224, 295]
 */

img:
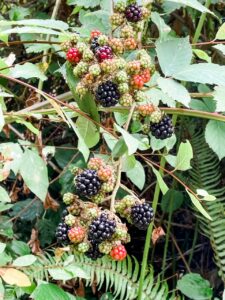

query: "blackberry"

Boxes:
[85, 242, 104, 260]
[75, 169, 101, 197]
[150, 115, 174, 140]
[88, 213, 116, 243]
[95, 81, 120, 107]
[95, 45, 113, 62]
[62, 209, 68, 220]
[131, 203, 154, 230]
[55, 222, 69, 243]
[125, 3, 143, 23]
[90, 37, 100, 53]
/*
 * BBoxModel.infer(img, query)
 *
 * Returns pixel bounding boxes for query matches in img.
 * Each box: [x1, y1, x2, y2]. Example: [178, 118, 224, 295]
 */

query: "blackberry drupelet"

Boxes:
[55, 222, 69, 243]
[150, 115, 174, 140]
[85, 242, 104, 260]
[125, 3, 143, 23]
[75, 169, 101, 197]
[131, 203, 154, 230]
[95, 45, 113, 62]
[95, 80, 120, 107]
[61, 209, 68, 220]
[88, 213, 116, 243]
[90, 37, 100, 53]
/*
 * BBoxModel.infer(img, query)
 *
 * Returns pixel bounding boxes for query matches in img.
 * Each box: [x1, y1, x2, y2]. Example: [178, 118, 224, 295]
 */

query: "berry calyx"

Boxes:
[66, 48, 82, 64]
[150, 115, 174, 140]
[95, 46, 113, 62]
[68, 226, 86, 243]
[75, 169, 102, 197]
[110, 245, 127, 261]
[95, 80, 120, 107]
[131, 203, 154, 230]
[125, 3, 143, 23]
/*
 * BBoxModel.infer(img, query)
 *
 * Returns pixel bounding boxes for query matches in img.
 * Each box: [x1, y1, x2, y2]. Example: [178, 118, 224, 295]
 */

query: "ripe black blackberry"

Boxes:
[85, 243, 104, 260]
[150, 115, 174, 140]
[95, 81, 120, 107]
[131, 203, 154, 230]
[55, 222, 69, 244]
[90, 37, 100, 53]
[125, 3, 143, 22]
[88, 213, 116, 243]
[75, 169, 101, 197]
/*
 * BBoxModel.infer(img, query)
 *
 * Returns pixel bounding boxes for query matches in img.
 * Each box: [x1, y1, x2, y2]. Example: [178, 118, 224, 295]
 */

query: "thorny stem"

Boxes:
[110, 103, 136, 212]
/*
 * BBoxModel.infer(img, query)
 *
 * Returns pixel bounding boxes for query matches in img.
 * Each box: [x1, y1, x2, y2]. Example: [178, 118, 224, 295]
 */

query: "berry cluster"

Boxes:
[115, 195, 154, 230]
[56, 194, 130, 261]
[132, 104, 174, 140]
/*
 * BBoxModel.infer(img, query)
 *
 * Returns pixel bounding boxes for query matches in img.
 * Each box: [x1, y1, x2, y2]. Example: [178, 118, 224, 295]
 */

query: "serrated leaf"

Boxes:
[157, 77, 191, 107]
[205, 120, 225, 160]
[177, 273, 212, 300]
[213, 86, 225, 112]
[126, 160, 145, 190]
[13, 255, 36, 267]
[173, 63, 225, 86]
[11, 63, 47, 81]
[0, 186, 11, 203]
[150, 134, 176, 151]
[213, 44, 225, 55]
[0, 268, 31, 287]
[175, 140, 193, 171]
[76, 116, 99, 148]
[156, 37, 192, 76]
[151, 12, 171, 39]
[19, 149, 49, 201]
[32, 283, 70, 300]
[114, 124, 139, 155]
[187, 190, 212, 220]
[164, 0, 213, 14]
[216, 23, 225, 40]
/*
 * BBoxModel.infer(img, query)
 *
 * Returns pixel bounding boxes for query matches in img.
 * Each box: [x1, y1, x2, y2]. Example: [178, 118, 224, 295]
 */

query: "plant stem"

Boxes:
[193, 0, 212, 44]
[137, 156, 166, 300]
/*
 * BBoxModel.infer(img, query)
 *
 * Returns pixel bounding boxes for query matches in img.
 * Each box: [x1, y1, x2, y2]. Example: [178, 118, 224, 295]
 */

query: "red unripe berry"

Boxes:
[68, 226, 86, 243]
[131, 74, 144, 89]
[66, 48, 82, 64]
[110, 245, 127, 261]
[97, 167, 113, 182]
[95, 46, 113, 62]
[140, 69, 151, 83]
[90, 30, 102, 39]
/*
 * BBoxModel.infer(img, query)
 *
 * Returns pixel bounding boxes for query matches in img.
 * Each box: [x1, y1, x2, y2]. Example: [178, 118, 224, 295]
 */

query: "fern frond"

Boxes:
[23, 252, 180, 300]
[189, 130, 225, 282]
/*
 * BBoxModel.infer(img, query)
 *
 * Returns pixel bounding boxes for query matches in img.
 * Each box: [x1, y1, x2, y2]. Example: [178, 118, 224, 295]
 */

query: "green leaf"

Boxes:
[177, 273, 213, 300]
[196, 189, 216, 201]
[0, 26, 65, 36]
[175, 140, 193, 171]
[32, 283, 70, 300]
[67, 0, 100, 7]
[122, 154, 136, 172]
[114, 124, 139, 155]
[126, 160, 145, 190]
[173, 63, 225, 86]
[11, 63, 47, 81]
[213, 86, 225, 112]
[19, 149, 49, 201]
[0, 243, 6, 254]
[164, 0, 213, 14]
[76, 116, 100, 148]
[205, 120, 225, 160]
[9, 7, 30, 21]
[0, 142, 23, 175]
[0, 58, 10, 75]
[112, 139, 128, 159]
[156, 37, 192, 76]
[193, 49, 211, 63]
[26, 44, 52, 54]
[0, 216, 13, 238]
[102, 132, 118, 151]
[0, 105, 5, 131]
[187, 190, 212, 220]
[0, 19, 68, 30]
[0, 203, 13, 212]
[157, 77, 191, 107]
[114, 112, 128, 126]
[151, 166, 169, 195]
[10, 240, 31, 256]
[161, 190, 184, 213]
[150, 134, 176, 152]
[213, 44, 225, 55]
[151, 12, 171, 39]
[13, 255, 37, 267]
[216, 23, 225, 40]
[48, 268, 74, 281]
[0, 186, 11, 203]
[16, 119, 39, 135]
[65, 264, 90, 279]
[10, 199, 43, 222]
[0, 252, 12, 266]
